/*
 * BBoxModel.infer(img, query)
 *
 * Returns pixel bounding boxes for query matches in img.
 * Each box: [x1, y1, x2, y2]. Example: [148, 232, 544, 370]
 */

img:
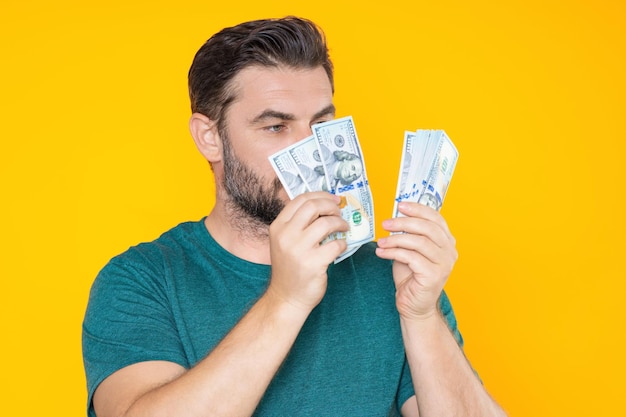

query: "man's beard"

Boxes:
[221, 131, 285, 229]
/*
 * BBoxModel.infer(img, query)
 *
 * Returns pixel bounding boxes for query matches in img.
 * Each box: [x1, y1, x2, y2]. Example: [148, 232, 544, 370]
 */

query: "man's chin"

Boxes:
[252, 197, 286, 226]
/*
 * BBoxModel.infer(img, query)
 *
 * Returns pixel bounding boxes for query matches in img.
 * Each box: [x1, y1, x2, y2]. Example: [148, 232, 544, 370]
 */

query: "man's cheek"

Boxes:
[277, 188, 291, 204]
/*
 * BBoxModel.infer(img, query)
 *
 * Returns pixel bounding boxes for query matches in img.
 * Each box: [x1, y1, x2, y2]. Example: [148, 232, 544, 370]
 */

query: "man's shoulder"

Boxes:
[115, 219, 203, 259]
[97, 219, 205, 280]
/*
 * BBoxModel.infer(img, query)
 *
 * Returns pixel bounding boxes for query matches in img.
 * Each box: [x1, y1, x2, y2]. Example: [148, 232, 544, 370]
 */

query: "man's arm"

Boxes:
[93, 192, 349, 417]
[377, 202, 506, 417]
[398, 313, 504, 416]
[94, 290, 312, 417]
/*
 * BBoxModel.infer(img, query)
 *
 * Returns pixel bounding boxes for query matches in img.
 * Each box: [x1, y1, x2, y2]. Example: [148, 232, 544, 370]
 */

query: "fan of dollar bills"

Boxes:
[268, 116, 458, 263]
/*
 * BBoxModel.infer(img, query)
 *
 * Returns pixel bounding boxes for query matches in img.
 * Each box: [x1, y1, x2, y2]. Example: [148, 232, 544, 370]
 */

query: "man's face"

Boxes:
[217, 65, 335, 225]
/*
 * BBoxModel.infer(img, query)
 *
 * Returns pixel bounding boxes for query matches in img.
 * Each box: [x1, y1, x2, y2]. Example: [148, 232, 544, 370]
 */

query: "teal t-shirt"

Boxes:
[82, 220, 463, 416]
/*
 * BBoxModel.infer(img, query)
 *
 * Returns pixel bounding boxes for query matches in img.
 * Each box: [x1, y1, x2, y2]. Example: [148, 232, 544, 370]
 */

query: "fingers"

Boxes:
[271, 192, 349, 255]
[398, 202, 453, 235]
[376, 244, 431, 270]
[275, 192, 341, 225]
[377, 202, 457, 269]
[315, 236, 349, 261]
[378, 233, 446, 265]
[381, 203, 455, 249]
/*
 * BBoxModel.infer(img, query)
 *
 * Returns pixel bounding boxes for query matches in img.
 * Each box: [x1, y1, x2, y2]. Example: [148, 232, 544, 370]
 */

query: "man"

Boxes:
[82, 16, 506, 417]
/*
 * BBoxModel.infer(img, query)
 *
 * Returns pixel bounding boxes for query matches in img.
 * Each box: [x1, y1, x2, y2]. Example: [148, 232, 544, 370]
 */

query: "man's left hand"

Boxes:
[376, 202, 458, 321]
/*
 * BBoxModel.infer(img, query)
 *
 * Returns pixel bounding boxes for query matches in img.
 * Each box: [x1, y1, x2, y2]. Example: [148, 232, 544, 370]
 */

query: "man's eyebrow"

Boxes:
[313, 104, 336, 120]
[250, 104, 336, 125]
[251, 110, 296, 124]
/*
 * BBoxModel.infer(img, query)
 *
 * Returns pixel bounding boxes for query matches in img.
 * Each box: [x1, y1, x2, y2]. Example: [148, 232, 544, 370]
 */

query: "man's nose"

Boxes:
[292, 123, 314, 143]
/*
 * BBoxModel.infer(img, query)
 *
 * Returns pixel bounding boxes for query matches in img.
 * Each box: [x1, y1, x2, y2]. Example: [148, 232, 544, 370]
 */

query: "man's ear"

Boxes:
[189, 112, 222, 163]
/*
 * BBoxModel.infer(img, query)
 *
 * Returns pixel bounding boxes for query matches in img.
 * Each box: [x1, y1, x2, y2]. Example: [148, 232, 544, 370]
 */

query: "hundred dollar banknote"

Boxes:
[393, 129, 458, 217]
[268, 146, 311, 199]
[287, 135, 330, 193]
[410, 130, 439, 202]
[312, 116, 375, 252]
[417, 130, 458, 211]
[397, 130, 429, 210]
[392, 130, 418, 218]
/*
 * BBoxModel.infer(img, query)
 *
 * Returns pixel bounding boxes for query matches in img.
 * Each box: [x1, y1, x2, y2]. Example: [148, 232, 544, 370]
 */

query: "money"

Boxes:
[392, 131, 418, 218]
[268, 116, 458, 263]
[288, 135, 330, 192]
[268, 146, 310, 199]
[417, 131, 458, 211]
[313, 116, 375, 254]
[393, 129, 458, 216]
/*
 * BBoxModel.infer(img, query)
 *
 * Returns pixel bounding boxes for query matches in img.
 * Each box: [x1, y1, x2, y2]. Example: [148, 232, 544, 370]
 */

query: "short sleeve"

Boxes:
[82, 251, 188, 416]
[439, 290, 464, 348]
[394, 290, 464, 412]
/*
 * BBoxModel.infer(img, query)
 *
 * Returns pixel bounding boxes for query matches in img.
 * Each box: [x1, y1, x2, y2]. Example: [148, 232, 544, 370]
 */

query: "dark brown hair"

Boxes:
[188, 16, 334, 131]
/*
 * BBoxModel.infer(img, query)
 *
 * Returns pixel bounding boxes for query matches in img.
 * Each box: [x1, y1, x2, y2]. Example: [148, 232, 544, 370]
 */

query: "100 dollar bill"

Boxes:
[393, 129, 458, 217]
[268, 145, 310, 199]
[313, 116, 375, 251]
[288, 135, 329, 193]
[418, 131, 458, 211]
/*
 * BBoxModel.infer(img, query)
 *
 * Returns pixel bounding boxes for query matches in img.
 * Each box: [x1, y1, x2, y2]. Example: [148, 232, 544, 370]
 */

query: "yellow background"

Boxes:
[1, 0, 624, 415]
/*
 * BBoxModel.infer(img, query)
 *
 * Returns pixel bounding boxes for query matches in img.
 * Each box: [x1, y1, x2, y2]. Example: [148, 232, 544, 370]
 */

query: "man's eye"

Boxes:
[266, 125, 285, 133]
[313, 118, 332, 126]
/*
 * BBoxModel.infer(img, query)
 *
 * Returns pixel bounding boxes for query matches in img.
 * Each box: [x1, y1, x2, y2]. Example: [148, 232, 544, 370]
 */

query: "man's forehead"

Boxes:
[218, 65, 334, 128]
[229, 65, 333, 104]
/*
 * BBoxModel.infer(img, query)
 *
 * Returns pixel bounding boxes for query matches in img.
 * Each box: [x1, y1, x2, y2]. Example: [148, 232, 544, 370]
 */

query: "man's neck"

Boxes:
[204, 204, 272, 265]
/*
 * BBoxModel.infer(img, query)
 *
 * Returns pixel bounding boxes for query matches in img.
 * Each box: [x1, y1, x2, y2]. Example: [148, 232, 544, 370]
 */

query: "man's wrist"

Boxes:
[399, 308, 446, 337]
[262, 286, 313, 325]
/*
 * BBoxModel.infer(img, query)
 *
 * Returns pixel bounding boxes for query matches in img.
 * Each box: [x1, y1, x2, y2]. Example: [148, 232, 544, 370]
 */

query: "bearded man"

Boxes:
[82, 16, 506, 417]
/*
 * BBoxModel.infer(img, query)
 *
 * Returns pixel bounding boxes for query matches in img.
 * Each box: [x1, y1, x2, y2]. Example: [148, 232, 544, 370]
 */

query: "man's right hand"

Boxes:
[267, 192, 349, 313]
